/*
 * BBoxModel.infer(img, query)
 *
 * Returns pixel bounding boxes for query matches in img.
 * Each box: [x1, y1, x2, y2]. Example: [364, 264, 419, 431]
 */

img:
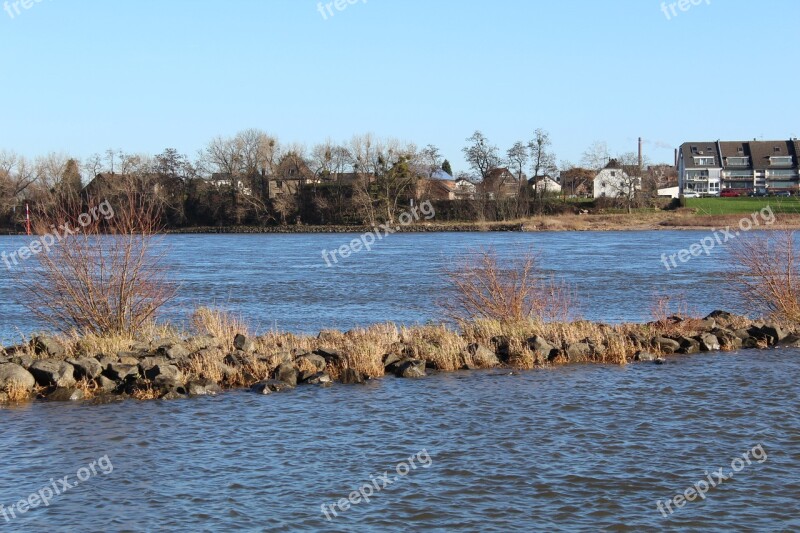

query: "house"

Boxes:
[677, 140, 800, 195]
[268, 156, 318, 199]
[454, 178, 477, 200]
[420, 179, 457, 201]
[593, 162, 640, 198]
[530, 175, 561, 194]
[658, 186, 680, 199]
[210, 173, 252, 196]
[559, 167, 595, 197]
[480, 168, 520, 199]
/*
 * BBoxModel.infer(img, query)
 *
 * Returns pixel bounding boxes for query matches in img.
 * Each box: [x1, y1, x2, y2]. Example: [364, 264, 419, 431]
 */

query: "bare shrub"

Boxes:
[442, 247, 577, 323]
[649, 292, 702, 337]
[20, 187, 174, 336]
[726, 230, 800, 324]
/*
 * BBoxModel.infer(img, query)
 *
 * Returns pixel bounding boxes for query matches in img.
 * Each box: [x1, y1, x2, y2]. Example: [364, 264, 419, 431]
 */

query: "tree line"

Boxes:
[0, 129, 675, 230]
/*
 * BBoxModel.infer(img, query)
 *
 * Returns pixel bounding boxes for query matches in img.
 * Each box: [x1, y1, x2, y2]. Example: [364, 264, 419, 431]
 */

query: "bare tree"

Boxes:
[463, 131, 502, 182]
[581, 141, 610, 170]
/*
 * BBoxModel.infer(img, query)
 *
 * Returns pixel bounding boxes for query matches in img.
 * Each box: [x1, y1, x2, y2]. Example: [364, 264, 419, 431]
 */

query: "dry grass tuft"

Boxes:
[401, 325, 466, 371]
[2, 380, 32, 403]
[192, 307, 250, 352]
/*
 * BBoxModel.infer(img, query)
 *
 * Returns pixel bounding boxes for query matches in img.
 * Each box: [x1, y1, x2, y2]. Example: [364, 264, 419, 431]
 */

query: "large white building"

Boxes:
[593, 165, 640, 198]
[677, 139, 800, 195]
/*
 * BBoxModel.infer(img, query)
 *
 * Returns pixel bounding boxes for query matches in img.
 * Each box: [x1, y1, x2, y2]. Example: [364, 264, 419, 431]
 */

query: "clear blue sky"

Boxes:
[1, 0, 798, 173]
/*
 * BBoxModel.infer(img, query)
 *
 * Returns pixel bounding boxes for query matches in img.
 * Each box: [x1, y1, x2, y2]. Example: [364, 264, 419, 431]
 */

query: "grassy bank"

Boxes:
[684, 197, 800, 215]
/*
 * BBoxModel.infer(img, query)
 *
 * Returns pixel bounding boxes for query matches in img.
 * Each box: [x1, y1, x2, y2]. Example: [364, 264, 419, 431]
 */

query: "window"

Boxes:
[694, 157, 714, 165]
[774, 147, 781, 153]
[737, 147, 744, 154]
[770, 156, 793, 166]
[726, 157, 750, 166]
[610, 171, 616, 177]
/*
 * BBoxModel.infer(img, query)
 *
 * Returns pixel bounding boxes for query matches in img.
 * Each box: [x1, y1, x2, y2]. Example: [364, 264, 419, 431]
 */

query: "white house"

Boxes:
[531, 176, 562, 194]
[593, 167, 640, 198]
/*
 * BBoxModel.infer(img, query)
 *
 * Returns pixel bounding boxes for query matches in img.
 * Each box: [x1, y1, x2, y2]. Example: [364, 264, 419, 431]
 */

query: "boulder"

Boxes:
[490, 336, 510, 362]
[303, 371, 332, 385]
[635, 351, 658, 362]
[29, 360, 76, 388]
[466, 343, 500, 368]
[103, 363, 140, 381]
[10, 355, 35, 370]
[695, 318, 716, 331]
[95, 375, 118, 392]
[273, 363, 298, 387]
[527, 336, 555, 361]
[118, 355, 140, 366]
[153, 375, 186, 395]
[677, 336, 700, 354]
[69, 358, 104, 380]
[32, 336, 66, 359]
[250, 379, 294, 394]
[296, 354, 327, 372]
[711, 328, 742, 350]
[143, 364, 183, 382]
[313, 347, 344, 364]
[233, 334, 255, 353]
[340, 368, 366, 385]
[0, 363, 36, 391]
[185, 379, 222, 396]
[565, 342, 592, 362]
[653, 337, 681, 354]
[778, 334, 800, 348]
[47, 388, 85, 402]
[382, 352, 403, 370]
[697, 333, 721, 352]
[743, 337, 761, 349]
[394, 359, 426, 378]
[158, 343, 190, 360]
[760, 323, 788, 345]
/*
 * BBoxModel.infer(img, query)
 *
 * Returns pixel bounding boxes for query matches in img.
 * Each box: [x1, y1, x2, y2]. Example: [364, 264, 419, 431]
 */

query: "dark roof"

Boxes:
[680, 140, 800, 170]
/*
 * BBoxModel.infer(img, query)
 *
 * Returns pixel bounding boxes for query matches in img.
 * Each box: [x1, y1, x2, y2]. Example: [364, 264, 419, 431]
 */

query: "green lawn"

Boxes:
[684, 197, 800, 215]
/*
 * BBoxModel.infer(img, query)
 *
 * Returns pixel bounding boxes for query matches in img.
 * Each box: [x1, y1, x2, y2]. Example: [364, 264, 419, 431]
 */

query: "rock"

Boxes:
[466, 343, 500, 368]
[10, 355, 35, 370]
[490, 336, 510, 362]
[47, 387, 85, 402]
[185, 379, 221, 396]
[778, 334, 800, 348]
[565, 342, 592, 362]
[138, 356, 169, 372]
[527, 336, 555, 361]
[695, 318, 716, 331]
[340, 368, 366, 384]
[712, 328, 743, 350]
[117, 350, 146, 360]
[0, 363, 36, 391]
[313, 347, 344, 364]
[760, 323, 788, 345]
[297, 354, 327, 372]
[103, 363, 139, 381]
[250, 379, 295, 394]
[273, 363, 298, 387]
[383, 352, 403, 370]
[394, 359, 426, 378]
[95, 375, 118, 392]
[158, 343, 190, 360]
[143, 364, 183, 382]
[160, 391, 187, 400]
[734, 328, 753, 340]
[233, 334, 255, 353]
[153, 375, 186, 394]
[32, 335, 66, 359]
[628, 333, 650, 348]
[118, 356, 140, 366]
[653, 337, 681, 354]
[303, 371, 332, 385]
[69, 358, 104, 380]
[654, 357, 666, 365]
[635, 351, 658, 362]
[29, 360, 76, 388]
[96, 355, 118, 368]
[743, 337, 761, 349]
[677, 336, 700, 354]
[697, 333, 721, 352]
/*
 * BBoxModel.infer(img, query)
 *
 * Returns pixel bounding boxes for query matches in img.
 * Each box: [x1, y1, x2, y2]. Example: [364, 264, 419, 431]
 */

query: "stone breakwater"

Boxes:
[0, 311, 797, 404]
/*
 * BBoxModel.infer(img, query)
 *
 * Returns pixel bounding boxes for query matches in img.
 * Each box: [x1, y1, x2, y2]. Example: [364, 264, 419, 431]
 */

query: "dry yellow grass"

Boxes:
[192, 307, 250, 353]
[2, 380, 32, 403]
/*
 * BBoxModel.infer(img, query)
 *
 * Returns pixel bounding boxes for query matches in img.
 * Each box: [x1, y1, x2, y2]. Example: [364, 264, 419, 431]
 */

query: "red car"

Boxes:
[720, 190, 744, 197]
